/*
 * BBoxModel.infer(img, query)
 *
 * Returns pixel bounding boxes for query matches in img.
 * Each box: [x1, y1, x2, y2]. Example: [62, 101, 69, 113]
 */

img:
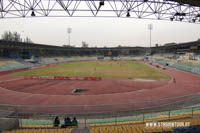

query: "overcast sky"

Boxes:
[0, 17, 200, 47]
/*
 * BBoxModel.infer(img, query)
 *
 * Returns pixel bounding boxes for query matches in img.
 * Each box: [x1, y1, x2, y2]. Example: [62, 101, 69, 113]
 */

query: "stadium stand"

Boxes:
[2, 128, 73, 133]
[1, 40, 200, 133]
[2, 111, 199, 133]
[90, 117, 200, 133]
[0, 56, 99, 72]
[88, 106, 200, 133]
[149, 57, 200, 75]
[0, 105, 196, 133]
[0, 58, 26, 72]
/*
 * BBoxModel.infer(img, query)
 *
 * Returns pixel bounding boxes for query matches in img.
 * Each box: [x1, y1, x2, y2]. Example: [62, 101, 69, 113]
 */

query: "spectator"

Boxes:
[72, 117, 78, 126]
[61, 118, 69, 128]
[53, 116, 60, 127]
[65, 117, 72, 127]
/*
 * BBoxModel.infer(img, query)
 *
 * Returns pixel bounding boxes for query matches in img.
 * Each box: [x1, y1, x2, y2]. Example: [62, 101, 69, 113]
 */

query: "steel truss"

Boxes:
[0, 0, 200, 23]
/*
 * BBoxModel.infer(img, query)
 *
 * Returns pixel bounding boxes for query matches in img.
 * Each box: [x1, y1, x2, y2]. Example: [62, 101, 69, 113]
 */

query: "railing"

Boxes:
[13, 104, 200, 128]
[150, 58, 200, 75]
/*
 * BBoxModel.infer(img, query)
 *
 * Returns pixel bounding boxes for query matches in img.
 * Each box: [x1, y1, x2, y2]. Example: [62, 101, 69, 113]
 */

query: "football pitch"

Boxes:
[11, 61, 171, 80]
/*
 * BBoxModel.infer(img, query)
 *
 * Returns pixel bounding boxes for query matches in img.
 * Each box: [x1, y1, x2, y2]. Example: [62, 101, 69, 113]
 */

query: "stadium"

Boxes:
[1, 0, 200, 133]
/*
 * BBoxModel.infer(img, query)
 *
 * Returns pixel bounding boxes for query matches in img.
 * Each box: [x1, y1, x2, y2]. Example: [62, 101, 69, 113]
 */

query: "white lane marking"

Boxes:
[0, 77, 23, 83]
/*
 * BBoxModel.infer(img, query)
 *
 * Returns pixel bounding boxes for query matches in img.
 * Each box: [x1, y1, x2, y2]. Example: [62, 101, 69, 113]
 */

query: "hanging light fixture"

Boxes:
[31, 7, 35, 17]
[31, 11, 35, 16]
[99, 0, 104, 6]
[126, 9, 130, 17]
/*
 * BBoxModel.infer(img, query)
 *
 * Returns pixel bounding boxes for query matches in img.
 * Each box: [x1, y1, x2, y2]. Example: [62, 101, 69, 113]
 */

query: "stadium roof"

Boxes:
[167, 0, 200, 7]
[0, 0, 200, 23]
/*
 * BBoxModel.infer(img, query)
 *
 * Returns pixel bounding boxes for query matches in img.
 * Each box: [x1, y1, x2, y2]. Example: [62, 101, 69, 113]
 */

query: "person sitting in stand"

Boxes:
[53, 116, 60, 127]
[61, 117, 71, 128]
[71, 117, 78, 127]
[65, 117, 72, 127]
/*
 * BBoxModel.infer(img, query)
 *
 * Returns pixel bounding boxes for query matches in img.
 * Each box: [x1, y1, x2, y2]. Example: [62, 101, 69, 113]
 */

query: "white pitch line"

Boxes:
[0, 77, 23, 83]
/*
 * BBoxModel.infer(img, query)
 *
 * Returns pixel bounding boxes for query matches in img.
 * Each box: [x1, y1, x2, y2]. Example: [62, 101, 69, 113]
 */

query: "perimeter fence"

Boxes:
[1, 92, 200, 128]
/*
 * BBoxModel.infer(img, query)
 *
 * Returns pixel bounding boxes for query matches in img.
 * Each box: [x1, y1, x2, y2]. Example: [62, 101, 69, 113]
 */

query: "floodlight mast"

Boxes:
[67, 28, 72, 46]
[148, 24, 153, 55]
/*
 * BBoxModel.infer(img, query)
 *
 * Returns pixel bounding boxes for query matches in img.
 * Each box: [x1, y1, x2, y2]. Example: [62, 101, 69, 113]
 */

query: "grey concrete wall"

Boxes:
[0, 118, 19, 132]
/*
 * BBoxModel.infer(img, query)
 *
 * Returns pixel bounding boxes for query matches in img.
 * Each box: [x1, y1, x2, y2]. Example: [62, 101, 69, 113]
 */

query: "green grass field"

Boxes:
[11, 61, 171, 80]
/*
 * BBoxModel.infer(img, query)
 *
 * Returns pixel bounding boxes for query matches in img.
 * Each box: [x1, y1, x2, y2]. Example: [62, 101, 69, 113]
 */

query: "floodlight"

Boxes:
[98, 0, 104, 11]
[126, 11, 130, 17]
[179, 17, 184, 21]
[192, 18, 196, 23]
[99, 0, 104, 6]
[31, 11, 35, 16]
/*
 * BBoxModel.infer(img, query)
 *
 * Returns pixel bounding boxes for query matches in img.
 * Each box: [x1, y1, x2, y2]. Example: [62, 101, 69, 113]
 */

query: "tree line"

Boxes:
[1, 31, 33, 43]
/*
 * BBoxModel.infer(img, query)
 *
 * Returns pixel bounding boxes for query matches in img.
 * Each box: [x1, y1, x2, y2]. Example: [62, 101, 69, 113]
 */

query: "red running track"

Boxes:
[0, 61, 200, 114]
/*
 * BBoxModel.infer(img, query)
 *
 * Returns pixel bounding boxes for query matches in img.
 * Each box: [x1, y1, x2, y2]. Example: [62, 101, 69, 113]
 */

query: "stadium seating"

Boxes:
[0, 56, 141, 73]
[90, 123, 173, 133]
[90, 117, 200, 133]
[150, 57, 200, 75]
[19, 118, 79, 129]
[89, 106, 200, 133]
[20, 119, 54, 128]
[89, 106, 197, 126]
[0, 58, 26, 72]
[0, 56, 98, 72]
[2, 128, 73, 133]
